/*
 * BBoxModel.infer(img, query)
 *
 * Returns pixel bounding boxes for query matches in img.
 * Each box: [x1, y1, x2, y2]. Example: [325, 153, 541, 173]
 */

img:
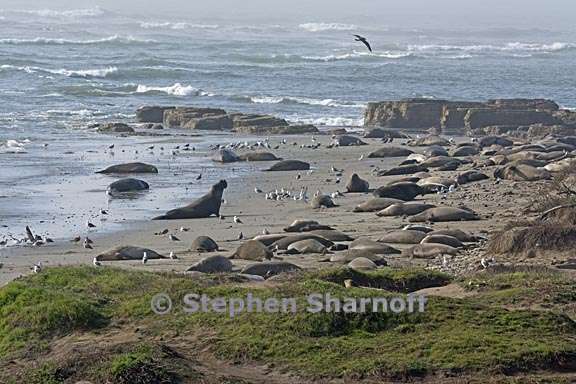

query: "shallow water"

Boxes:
[1, 6, 576, 243]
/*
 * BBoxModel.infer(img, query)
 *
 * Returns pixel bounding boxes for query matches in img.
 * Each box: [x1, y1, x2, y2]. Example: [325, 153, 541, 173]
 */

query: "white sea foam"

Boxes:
[299, 22, 357, 32]
[303, 51, 412, 62]
[288, 116, 364, 127]
[7, 7, 105, 18]
[135, 83, 213, 97]
[139, 21, 219, 30]
[250, 96, 365, 108]
[1, 65, 118, 78]
[0, 35, 154, 45]
[408, 42, 574, 53]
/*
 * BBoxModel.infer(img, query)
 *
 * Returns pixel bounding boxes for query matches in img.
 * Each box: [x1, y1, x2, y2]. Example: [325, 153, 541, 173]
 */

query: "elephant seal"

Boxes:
[310, 195, 336, 209]
[376, 202, 436, 217]
[231, 240, 272, 261]
[456, 171, 489, 185]
[427, 229, 477, 242]
[402, 224, 433, 233]
[284, 220, 333, 232]
[187, 255, 232, 273]
[347, 257, 378, 271]
[412, 135, 450, 147]
[378, 230, 427, 244]
[349, 239, 400, 254]
[409, 207, 480, 222]
[424, 146, 449, 157]
[308, 230, 353, 242]
[493, 164, 551, 181]
[335, 135, 367, 146]
[330, 250, 387, 265]
[153, 180, 227, 220]
[373, 182, 424, 201]
[107, 178, 149, 195]
[190, 236, 219, 252]
[272, 234, 333, 250]
[421, 234, 463, 248]
[240, 261, 301, 278]
[283, 221, 331, 232]
[96, 246, 165, 261]
[479, 136, 513, 148]
[252, 234, 288, 246]
[404, 243, 459, 259]
[367, 146, 413, 158]
[544, 158, 576, 173]
[346, 173, 369, 193]
[238, 152, 281, 161]
[364, 128, 407, 139]
[212, 149, 240, 163]
[287, 239, 327, 254]
[265, 160, 310, 171]
[376, 164, 428, 176]
[452, 146, 479, 157]
[96, 162, 158, 174]
[420, 156, 463, 168]
[353, 198, 403, 213]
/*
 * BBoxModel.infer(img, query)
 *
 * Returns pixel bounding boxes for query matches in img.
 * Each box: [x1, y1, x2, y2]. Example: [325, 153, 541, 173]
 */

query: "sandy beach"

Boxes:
[0, 129, 547, 285]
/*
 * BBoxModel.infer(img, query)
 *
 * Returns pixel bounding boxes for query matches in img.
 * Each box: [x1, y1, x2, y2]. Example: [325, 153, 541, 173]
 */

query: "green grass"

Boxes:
[0, 266, 575, 382]
[460, 270, 576, 318]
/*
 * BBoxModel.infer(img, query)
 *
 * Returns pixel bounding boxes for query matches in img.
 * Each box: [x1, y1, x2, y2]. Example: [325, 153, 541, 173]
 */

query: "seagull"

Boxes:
[233, 216, 242, 224]
[358, 154, 365, 161]
[254, 187, 263, 193]
[480, 257, 489, 269]
[442, 255, 449, 268]
[142, 252, 148, 264]
[100, 209, 108, 215]
[32, 263, 42, 274]
[237, 231, 244, 240]
[83, 242, 93, 250]
[196, 173, 202, 181]
[169, 251, 177, 260]
[108, 144, 115, 149]
[179, 227, 190, 232]
[262, 228, 270, 235]
[72, 236, 81, 243]
[87, 221, 96, 229]
[93, 257, 101, 266]
[168, 234, 180, 242]
[353, 34, 372, 52]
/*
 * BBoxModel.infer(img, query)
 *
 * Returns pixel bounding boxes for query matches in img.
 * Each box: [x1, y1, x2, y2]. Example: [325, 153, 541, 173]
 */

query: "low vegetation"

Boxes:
[0, 266, 574, 383]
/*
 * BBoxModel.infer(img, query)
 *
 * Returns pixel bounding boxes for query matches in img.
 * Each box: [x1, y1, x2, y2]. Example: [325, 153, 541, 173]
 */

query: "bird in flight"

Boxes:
[353, 34, 372, 52]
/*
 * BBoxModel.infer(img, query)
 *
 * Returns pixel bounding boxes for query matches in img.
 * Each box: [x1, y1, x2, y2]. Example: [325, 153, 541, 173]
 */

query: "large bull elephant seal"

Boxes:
[153, 180, 227, 220]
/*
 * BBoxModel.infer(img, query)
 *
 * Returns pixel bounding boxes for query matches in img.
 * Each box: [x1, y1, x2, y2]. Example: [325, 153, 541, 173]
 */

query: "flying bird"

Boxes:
[353, 34, 372, 52]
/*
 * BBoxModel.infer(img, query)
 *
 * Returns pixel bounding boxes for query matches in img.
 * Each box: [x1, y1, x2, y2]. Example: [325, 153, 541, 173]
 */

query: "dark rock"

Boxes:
[96, 122, 135, 134]
[136, 106, 175, 123]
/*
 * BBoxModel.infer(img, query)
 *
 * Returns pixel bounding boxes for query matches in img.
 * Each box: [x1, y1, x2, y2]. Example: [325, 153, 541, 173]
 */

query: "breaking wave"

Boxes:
[135, 83, 214, 97]
[4, 7, 106, 18]
[0, 35, 155, 46]
[299, 22, 357, 32]
[139, 21, 219, 30]
[407, 42, 575, 53]
[287, 116, 364, 127]
[246, 96, 365, 108]
[1, 65, 118, 78]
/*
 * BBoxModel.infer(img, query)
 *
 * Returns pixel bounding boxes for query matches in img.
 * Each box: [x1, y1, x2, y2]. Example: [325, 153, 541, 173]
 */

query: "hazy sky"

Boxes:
[2, 0, 575, 28]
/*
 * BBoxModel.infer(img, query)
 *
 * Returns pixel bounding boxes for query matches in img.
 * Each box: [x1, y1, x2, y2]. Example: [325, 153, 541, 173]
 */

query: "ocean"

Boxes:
[1, 6, 576, 242]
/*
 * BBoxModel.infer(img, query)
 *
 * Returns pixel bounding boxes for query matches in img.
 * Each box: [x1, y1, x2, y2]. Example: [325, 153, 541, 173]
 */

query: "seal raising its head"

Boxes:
[153, 180, 227, 220]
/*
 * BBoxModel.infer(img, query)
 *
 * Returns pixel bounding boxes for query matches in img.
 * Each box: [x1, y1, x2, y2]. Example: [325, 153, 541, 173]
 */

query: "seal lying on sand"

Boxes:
[409, 207, 480, 222]
[153, 180, 227, 220]
[265, 160, 310, 171]
[96, 162, 158, 174]
[96, 245, 165, 261]
[107, 178, 149, 195]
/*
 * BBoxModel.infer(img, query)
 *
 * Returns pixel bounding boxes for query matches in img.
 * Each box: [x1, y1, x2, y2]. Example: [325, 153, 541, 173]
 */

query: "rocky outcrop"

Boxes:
[96, 122, 135, 134]
[163, 107, 231, 130]
[364, 98, 570, 136]
[136, 106, 175, 123]
[137, 106, 317, 134]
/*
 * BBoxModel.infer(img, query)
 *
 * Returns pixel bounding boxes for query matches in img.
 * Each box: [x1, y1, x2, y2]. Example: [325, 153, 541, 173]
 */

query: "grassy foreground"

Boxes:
[0, 266, 574, 383]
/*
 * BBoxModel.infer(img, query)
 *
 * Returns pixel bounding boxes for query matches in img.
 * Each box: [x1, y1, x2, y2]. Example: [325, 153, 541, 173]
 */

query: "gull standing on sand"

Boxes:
[169, 251, 177, 259]
[142, 252, 148, 264]
[233, 216, 242, 224]
[168, 234, 180, 242]
[93, 257, 101, 267]
[32, 262, 42, 273]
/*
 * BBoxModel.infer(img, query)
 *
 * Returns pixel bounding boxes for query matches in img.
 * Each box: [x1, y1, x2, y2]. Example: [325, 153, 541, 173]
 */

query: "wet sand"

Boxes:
[0, 131, 542, 285]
